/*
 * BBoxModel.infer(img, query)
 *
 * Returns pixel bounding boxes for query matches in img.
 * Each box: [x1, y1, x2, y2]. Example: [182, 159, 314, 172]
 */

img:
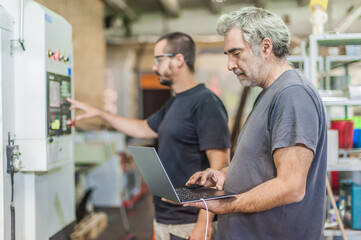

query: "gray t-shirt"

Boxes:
[216, 69, 327, 240]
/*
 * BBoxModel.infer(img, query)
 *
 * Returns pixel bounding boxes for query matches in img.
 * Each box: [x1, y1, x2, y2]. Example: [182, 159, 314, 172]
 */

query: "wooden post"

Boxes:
[326, 176, 348, 240]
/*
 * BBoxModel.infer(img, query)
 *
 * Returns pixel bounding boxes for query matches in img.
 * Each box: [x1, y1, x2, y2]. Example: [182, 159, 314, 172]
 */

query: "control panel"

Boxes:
[47, 72, 72, 137]
[14, 2, 74, 171]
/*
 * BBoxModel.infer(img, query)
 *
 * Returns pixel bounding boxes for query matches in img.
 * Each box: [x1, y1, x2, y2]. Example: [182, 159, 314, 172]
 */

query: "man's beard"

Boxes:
[233, 69, 257, 88]
[159, 78, 173, 86]
[155, 71, 173, 87]
[239, 79, 253, 87]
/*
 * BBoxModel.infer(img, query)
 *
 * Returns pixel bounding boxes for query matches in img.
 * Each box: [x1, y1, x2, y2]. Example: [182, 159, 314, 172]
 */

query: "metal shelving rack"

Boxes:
[324, 229, 361, 238]
[322, 97, 361, 106]
[309, 33, 361, 238]
[287, 55, 324, 79]
[309, 33, 361, 88]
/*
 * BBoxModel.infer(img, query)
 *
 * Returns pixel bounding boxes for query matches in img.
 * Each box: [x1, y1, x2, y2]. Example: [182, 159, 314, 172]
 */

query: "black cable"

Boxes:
[10, 172, 15, 240]
[11, 172, 14, 202]
[11, 206, 15, 240]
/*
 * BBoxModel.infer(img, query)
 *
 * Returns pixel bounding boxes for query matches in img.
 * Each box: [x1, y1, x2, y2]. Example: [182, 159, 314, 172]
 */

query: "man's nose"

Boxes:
[227, 58, 237, 72]
[152, 64, 158, 72]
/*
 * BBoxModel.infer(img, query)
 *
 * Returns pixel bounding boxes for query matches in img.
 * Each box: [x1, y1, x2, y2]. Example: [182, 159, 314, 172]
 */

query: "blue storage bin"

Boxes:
[341, 182, 361, 230]
[353, 129, 361, 148]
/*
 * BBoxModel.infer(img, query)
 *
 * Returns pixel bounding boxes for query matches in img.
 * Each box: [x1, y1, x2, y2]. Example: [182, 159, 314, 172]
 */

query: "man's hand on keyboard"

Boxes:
[186, 168, 226, 190]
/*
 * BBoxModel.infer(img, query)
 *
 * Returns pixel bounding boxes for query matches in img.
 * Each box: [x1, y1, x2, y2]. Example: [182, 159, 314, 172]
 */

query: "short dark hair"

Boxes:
[157, 32, 196, 73]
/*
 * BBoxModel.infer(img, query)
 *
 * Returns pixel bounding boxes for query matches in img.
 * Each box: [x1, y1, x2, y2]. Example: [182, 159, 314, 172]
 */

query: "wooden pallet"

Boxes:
[70, 212, 108, 240]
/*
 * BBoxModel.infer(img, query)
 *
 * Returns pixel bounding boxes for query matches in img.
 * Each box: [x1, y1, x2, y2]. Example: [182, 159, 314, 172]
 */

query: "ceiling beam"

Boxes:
[333, 2, 361, 33]
[156, 0, 180, 18]
[104, 0, 137, 21]
[209, 0, 226, 14]
[254, 0, 267, 9]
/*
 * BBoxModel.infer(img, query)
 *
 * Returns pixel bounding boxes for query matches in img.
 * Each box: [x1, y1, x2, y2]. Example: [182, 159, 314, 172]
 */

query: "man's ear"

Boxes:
[261, 38, 273, 58]
[174, 53, 186, 68]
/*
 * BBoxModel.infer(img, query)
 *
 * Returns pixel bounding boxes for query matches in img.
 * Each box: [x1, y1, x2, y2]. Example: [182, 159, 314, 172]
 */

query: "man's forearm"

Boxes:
[193, 209, 215, 238]
[197, 209, 215, 225]
[220, 167, 228, 175]
[187, 146, 312, 215]
[97, 109, 157, 139]
[222, 177, 303, 214]
[206, 148, 230, 170]
[225, 145, 311, 214]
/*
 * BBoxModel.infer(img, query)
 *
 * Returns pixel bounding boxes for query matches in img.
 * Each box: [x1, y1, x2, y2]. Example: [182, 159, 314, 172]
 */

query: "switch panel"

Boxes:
[47, 72, 72, 136]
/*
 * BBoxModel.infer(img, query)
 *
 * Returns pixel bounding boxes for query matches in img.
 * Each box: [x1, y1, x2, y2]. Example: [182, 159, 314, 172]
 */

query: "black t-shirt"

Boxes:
[147, 84, 231, 224]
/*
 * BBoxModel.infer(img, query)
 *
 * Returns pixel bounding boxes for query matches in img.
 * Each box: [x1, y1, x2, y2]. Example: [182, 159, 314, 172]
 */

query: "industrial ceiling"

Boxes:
[103, 0, 361, 41]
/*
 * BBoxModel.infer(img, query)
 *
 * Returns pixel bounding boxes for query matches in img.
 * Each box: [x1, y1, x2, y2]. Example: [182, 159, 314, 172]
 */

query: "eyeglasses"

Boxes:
[153, 53, 176, 65]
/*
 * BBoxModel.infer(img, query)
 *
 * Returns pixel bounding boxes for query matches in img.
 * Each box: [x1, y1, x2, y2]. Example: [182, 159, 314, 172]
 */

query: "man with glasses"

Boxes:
[68, 32, 231, 240]
[183, 7, 327, 240]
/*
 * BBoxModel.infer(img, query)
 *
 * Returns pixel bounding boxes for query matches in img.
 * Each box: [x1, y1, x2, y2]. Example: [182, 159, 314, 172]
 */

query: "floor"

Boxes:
[95, 191, 154, 240]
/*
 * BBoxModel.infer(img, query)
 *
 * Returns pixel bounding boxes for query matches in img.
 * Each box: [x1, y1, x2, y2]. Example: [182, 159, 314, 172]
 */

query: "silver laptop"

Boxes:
[128, 146, 237, 203]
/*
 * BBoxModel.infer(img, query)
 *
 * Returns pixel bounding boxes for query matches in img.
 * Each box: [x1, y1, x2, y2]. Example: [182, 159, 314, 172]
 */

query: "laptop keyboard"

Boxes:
[175, 187, 210, 200]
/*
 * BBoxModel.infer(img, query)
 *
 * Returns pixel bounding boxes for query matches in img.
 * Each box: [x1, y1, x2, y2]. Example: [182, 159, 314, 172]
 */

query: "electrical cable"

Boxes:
[10, 172, 15, 240]
[11, 172, 14, 202]
[200, 198, 208, 240]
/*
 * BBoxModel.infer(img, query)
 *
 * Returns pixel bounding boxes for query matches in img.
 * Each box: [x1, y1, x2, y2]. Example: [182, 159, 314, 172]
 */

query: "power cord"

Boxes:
[200, 198, 208, 240]
[7, 132, 19, 240]
[10, 172, 15, 240]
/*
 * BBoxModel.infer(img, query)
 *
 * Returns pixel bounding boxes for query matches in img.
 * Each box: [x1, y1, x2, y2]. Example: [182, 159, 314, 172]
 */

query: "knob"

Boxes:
[48, 50, 54, 58]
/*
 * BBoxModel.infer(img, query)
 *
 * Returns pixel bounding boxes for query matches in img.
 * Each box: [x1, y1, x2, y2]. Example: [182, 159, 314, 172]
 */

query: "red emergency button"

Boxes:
[67, 119, 75, 128]
[53, 52, 60, 60]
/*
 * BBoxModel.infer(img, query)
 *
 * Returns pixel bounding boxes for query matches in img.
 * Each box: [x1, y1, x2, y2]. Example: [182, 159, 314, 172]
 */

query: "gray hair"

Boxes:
[217, 6, 290, 59]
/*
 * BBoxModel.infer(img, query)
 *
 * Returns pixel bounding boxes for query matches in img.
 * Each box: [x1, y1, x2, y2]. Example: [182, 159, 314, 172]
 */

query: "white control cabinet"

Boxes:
[15, 2, 73, 171]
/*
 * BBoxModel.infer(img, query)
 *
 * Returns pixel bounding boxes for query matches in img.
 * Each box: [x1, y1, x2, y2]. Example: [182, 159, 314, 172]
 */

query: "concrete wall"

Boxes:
[106, 44, 137, 118]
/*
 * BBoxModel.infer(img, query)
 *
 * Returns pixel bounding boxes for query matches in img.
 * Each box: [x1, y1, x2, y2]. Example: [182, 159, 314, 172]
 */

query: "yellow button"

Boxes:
[51, 119, 61, 130]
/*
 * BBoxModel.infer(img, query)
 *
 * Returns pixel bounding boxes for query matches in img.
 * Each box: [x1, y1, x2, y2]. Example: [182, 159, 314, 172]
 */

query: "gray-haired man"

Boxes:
[185, 7, 327, 240]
